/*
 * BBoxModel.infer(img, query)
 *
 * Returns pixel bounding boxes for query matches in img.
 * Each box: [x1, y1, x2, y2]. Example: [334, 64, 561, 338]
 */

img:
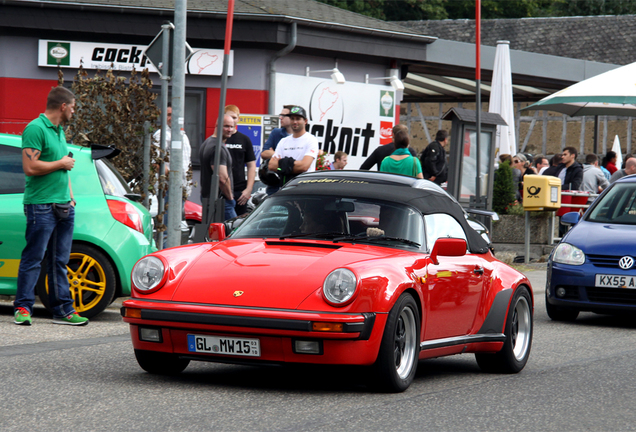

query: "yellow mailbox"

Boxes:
[522, 175, 561, 211]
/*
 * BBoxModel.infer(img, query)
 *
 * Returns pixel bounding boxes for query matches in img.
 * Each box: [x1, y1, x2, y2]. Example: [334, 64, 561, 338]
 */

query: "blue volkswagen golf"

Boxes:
[547, 175, 636, 321]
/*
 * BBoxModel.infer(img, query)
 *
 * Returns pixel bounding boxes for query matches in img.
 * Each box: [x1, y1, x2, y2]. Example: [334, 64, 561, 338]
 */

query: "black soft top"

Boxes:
[278, 171, 490, 254]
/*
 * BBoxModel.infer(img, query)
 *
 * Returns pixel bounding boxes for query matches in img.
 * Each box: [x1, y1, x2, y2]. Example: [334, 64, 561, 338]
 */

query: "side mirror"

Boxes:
[430, 238, 467, 265]
[208, 223, 226, 242]
[560, 212, 580, 226]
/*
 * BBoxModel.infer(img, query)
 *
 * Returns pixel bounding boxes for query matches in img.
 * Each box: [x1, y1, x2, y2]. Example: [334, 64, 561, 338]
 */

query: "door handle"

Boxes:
[473, 267, 484, 275]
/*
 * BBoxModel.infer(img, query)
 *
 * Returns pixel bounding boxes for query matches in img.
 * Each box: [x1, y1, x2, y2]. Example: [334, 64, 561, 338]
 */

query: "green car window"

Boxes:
[0, 145, 25, 194]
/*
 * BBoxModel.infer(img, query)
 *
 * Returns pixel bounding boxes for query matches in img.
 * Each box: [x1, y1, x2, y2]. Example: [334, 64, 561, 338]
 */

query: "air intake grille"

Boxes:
[586, 287, 636, 304]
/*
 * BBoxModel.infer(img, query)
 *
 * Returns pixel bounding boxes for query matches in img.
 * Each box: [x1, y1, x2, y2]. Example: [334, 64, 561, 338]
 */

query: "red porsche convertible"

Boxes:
[122, 171, 533, 392]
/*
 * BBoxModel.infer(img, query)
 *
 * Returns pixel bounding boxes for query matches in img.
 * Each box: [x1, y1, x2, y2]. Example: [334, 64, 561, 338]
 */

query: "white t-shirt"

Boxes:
[153, 126, 192, 197]
[273, 132, 319, 172]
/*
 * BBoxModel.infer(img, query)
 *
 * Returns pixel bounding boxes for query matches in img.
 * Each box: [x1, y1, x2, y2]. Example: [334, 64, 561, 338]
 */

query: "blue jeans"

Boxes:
[225, 199, 237, 220]
[14, 204, 76, 318]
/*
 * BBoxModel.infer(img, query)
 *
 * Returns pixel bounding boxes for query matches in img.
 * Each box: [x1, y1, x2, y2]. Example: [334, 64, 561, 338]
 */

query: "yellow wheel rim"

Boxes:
[45, 252, 107, 313]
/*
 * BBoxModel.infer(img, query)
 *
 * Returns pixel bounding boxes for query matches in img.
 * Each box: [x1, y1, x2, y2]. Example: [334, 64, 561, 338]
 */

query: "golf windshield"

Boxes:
[587, 183, 636, 225]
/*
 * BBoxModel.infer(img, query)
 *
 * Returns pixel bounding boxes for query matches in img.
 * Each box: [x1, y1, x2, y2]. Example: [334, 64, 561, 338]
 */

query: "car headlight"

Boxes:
[132, 256, 166, 292]
[323, 268, 357, 305]
[552, 243, 586, 266]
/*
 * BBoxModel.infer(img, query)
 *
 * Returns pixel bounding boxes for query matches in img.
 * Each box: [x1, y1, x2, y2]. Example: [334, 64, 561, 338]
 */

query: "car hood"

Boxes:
[170, 239, 398, 309]
[566, 220, 636, 256]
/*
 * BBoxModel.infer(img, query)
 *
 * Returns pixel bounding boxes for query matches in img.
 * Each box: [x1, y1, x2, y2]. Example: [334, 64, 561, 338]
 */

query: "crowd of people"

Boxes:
[500, 147, 636, 202]
[197, 102, 636, 223]
[16, 89, 636, 327]
[200, 105, 447, 221]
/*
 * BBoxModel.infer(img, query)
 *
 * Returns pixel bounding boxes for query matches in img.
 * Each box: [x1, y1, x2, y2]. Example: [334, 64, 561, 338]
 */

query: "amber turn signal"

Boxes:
[312, 322, 344, 332]
[123, 308, 141, 318]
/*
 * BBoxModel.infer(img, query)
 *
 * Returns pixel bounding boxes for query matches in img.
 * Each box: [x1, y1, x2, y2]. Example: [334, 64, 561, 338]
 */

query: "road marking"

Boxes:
[0, 334, 130, 357]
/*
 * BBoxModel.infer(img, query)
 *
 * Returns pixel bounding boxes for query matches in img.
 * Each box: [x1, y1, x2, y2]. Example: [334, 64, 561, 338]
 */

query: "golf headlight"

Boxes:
[553, 243, 585, 266]
[132, 256, 166, 292]
[323, 268, 357, 305]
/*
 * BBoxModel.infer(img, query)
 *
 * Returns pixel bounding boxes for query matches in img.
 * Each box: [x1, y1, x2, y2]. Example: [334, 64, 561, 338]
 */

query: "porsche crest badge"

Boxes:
[233, 290, 244, 297]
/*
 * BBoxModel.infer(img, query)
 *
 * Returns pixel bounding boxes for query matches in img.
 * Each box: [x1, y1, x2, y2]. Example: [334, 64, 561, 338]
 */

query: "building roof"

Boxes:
[7, 0, 432, 41]
[398, 15, 636, 66]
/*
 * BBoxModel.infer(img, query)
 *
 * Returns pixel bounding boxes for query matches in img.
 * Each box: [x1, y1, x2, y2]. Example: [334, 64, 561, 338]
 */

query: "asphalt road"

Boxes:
[2, 267, 636, 431]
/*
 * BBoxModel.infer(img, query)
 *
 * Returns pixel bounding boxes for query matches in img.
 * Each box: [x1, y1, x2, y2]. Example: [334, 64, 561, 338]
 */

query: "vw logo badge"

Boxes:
[619, 256, 634, 270]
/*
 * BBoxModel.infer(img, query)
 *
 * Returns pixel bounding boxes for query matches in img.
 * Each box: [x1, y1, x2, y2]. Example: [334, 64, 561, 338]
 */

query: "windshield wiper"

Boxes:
[279, 232, 349, 240]
[333, 234, 421, 248]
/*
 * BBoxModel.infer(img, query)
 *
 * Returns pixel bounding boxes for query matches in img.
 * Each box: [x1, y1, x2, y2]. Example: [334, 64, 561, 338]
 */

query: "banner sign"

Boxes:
[237, 116, 264, 166]
[274, 73, 397, 169]
[38, 40, 233, 76]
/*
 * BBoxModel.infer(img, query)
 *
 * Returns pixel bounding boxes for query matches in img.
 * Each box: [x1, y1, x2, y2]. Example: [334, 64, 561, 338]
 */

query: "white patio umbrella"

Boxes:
[523, 61, 636, 117]
[488, 41, 516, 156]
[612, 135, 624, 169]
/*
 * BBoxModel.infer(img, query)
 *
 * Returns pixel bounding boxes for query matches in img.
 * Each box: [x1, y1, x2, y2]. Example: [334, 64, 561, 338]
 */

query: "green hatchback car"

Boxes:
[0, 133, 156, 318]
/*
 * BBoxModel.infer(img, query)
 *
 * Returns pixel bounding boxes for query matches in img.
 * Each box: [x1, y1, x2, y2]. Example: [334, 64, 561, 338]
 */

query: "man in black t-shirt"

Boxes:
[199, 114, 236, 220]
[224, 105, 256, 216]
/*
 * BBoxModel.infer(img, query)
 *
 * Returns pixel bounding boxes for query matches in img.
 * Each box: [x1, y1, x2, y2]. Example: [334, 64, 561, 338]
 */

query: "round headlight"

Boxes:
[323, 268, 357, 305]
[132, 256, 166, 292]
[552, 243, 585, 266]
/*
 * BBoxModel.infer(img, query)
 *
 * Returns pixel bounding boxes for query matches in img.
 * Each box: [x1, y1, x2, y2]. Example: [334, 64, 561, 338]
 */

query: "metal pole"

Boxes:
[593, 115, 599, 154]
[549, 212, 555, 245]
[158, 22, 172, 249]
[475, 0, 482, 207]
[167, 0, 186, 248]
[525, 211, 530, 264]
[208, 0, 235, 225]
[143, 121, 150, 209]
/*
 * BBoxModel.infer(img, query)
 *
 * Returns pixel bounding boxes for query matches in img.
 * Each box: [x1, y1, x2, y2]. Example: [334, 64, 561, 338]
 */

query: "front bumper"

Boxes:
[548, 262, 636, 312]
[122, 299, 384, 366]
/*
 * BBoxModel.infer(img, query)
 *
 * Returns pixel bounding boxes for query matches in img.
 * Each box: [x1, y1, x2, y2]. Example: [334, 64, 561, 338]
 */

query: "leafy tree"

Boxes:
[444, 0, 554, 19]
[492, 160, 516, 214]
[318, 0, 636, 21]
[59, 66, 163, 201]
[548, 0, 636, 16]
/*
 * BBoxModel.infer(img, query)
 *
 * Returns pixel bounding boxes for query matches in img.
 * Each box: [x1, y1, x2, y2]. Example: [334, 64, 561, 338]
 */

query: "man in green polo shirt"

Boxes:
[13, 86, 88, 326]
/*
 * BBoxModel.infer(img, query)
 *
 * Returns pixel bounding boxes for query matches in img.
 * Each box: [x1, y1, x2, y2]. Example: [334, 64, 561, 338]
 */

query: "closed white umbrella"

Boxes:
[488, 41, 516, 156]
[612, 135, 623, 170]
[523, 61, 636, 117]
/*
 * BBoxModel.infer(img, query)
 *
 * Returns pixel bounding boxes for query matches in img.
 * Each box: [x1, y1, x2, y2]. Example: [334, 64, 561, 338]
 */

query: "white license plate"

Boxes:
[187, 334, 260, 357]
[595, 274, 636, 288]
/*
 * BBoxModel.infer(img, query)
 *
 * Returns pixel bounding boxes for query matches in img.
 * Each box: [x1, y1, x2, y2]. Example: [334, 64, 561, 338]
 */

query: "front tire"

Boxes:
[37, 243, 117, 318]
[373, 293, 420, 392]
[545, 291, 580, 321]
[134, 349, 190, 375]
[476, 286, 533, 373]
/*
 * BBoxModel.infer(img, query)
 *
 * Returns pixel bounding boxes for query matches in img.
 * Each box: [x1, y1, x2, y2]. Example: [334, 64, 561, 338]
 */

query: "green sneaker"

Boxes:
[14, 307, 32, 326]
[52, 312, 89, 326]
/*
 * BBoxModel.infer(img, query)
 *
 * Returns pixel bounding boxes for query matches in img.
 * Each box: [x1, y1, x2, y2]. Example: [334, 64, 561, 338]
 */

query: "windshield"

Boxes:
[587, 183, 636, 224]
[95, 159, 131, 198]
[230, 195, 425, 249]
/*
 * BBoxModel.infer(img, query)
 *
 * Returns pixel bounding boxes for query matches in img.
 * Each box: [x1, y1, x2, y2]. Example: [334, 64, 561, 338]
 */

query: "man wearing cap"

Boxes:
[268, 106, 318, 183]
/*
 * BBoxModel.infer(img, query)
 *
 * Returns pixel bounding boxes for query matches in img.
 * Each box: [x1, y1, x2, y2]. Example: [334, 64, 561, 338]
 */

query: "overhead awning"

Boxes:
[402, 72, 553, 103]
[400, 38, 619, 104]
